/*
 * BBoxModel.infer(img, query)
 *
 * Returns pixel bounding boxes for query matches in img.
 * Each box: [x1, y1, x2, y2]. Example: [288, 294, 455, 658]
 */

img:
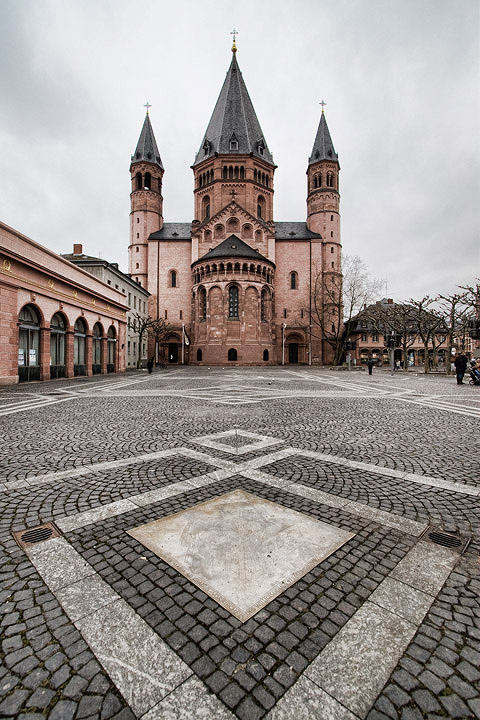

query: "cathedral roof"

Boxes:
[275, 222, 323, 240]
[308, 112, 338, 166]
[197, 234, 270, 263]
[131, 113, 163, 169]
[149, 223, 191, 240]
[193, 52, 274, 167]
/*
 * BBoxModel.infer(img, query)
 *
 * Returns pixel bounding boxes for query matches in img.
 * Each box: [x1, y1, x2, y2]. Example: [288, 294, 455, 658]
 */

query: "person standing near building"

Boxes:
[454, 352, 467, 385]
[367, 357, 374, 376]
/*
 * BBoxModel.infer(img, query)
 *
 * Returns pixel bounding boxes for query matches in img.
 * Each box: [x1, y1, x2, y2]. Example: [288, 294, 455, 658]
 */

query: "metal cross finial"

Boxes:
[230, 28, 238, 43]
[144, 101, 152, 114]
[320, 99, 327, 113]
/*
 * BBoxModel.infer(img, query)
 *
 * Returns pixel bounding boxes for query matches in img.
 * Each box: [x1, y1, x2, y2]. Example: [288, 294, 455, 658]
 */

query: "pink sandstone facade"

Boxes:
[129, 47, 342, 365]
[0, 221, 127, 385]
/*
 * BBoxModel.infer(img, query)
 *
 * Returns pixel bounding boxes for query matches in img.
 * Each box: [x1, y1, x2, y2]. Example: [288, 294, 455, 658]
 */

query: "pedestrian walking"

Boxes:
[395, 359, 401, 371]
[367, 357, 374, 375]
[454, 352, 467, 385]
[147, 358, 154, 374]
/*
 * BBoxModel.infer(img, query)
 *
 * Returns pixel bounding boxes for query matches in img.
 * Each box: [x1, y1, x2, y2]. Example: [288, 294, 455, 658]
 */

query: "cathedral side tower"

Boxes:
[306, 108, 342, 363]
[129, 111, 164, 289]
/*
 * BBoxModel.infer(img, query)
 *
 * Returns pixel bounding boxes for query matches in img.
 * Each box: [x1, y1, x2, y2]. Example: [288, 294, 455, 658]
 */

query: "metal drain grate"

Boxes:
[13, 522, 61, 550]
[421, 526, 470, 554]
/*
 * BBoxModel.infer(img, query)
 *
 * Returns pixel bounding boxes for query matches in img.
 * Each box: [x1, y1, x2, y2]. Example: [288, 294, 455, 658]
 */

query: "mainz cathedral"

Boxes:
[128, 40, 341, 365]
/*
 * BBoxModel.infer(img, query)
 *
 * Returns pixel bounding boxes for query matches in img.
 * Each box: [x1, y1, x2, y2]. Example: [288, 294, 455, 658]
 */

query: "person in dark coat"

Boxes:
[147, 358, 154, 374]
[367, 357, 374, 375]
[454, 353, 467, 384]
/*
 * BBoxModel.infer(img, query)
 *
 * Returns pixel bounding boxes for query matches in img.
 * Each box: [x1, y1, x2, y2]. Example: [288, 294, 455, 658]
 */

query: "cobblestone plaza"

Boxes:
[1, 367, 479, 720]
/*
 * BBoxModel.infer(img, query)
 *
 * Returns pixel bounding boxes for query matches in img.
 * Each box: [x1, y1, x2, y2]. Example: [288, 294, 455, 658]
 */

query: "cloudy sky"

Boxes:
[1, 0, 478, 302]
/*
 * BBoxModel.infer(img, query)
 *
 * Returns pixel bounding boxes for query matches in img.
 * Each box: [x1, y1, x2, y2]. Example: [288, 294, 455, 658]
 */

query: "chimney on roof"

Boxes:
[73, 244, 83, 255]
[387, 298, 393, 304]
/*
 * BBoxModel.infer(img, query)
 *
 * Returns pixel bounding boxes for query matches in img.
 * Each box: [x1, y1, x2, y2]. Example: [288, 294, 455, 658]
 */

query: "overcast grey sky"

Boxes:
[0, 0, 478, 302]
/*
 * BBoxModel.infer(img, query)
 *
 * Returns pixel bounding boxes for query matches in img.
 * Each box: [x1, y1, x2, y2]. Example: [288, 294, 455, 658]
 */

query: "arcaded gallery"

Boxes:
[0, 221, 127, 385]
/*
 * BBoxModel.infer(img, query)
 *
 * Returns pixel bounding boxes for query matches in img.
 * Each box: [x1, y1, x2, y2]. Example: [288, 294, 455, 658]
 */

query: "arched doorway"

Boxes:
[288, 343, 299, 364]
[92, 323, 103, 374]
[74, 318, 87, 376]
[18, 305, 41, 382]
[50, 313, 66, 379]
[107, 326, 116, 373]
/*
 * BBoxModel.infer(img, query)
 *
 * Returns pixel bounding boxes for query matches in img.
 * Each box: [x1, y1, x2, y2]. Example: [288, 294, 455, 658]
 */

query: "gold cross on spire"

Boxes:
[320, 99, 327, 113]
[230, 27, 238, 52]
[144, 101, 152, 114]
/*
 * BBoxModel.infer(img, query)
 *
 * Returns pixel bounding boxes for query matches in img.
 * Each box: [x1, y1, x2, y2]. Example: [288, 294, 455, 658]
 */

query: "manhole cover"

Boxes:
[421, 526, 470, 554]
[13, 522, 61, 550]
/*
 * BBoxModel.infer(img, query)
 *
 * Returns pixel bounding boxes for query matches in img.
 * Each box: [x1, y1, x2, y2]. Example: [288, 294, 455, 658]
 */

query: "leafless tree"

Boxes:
[309, 255, 382, 365]
[407, 296, 446, 374]
[363, 302, 418, 370]
[436, 292, 469, 374]
[129, 312, 153, 369]
[148, 318, 172, 367]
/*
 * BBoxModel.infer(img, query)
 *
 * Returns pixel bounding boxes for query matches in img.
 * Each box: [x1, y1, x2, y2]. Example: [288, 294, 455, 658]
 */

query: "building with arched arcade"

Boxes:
[0, 221, 127, 385]
[129, 44, 342, 365]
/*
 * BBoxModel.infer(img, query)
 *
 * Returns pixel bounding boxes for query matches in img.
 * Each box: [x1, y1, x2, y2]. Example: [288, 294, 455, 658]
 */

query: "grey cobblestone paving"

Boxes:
[367, 553, 480, 720]
[1, 367, 479, 718]
[0, 547, 134, 720]
[262, 456, 480, 551]
[66, 476, 412, 718]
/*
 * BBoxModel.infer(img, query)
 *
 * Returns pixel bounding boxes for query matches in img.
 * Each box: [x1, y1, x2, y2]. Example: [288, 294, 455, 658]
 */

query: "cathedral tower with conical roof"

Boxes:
[128, 45, 342, 366]
[129, 111, 164, 289]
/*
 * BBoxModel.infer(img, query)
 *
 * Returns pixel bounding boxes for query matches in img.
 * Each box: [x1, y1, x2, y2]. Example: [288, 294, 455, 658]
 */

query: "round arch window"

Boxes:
[228, 348, 238, 361]
[50, 312, 66, 370]
[107, 326, 116, 371]
[74, 318, 87, 374]
[92, 323, 103, 370]
[18, 305, 41, 381]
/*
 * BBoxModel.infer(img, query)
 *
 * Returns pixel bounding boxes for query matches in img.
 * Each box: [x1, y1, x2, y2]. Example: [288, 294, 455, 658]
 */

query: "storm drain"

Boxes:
[13, 522, 62, 550]
[421, 526, 471, 554]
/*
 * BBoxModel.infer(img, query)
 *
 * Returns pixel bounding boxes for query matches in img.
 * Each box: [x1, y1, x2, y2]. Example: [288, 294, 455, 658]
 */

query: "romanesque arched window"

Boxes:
[263, 349, 269, 361]
[199, 288, 207, 321]
[170, 270, 177, 288]
[290, 272, 298, 290]
[144, 172, 151, 190]
[202, 195, 210, 220]
[261, 289, 267, 321]
[228, 286, 239, 319]
[257, 195, 265, 220]
[228, 348, 238, 361]
[136, 172, 142, 190]
[223, 166, 228, 179]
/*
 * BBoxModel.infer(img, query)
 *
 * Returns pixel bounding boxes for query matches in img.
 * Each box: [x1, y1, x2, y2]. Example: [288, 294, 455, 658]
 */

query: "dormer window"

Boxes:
[257, 141, 265, 156]
[229, 134, 238, 151]
[203, 140, 210, 156]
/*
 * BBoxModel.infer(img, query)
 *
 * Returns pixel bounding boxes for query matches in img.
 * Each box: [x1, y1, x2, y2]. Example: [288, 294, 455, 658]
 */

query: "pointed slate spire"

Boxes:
[131, 113, 163, 169]
[193, 51, 274, 167]
[308, 112, 338, 166]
